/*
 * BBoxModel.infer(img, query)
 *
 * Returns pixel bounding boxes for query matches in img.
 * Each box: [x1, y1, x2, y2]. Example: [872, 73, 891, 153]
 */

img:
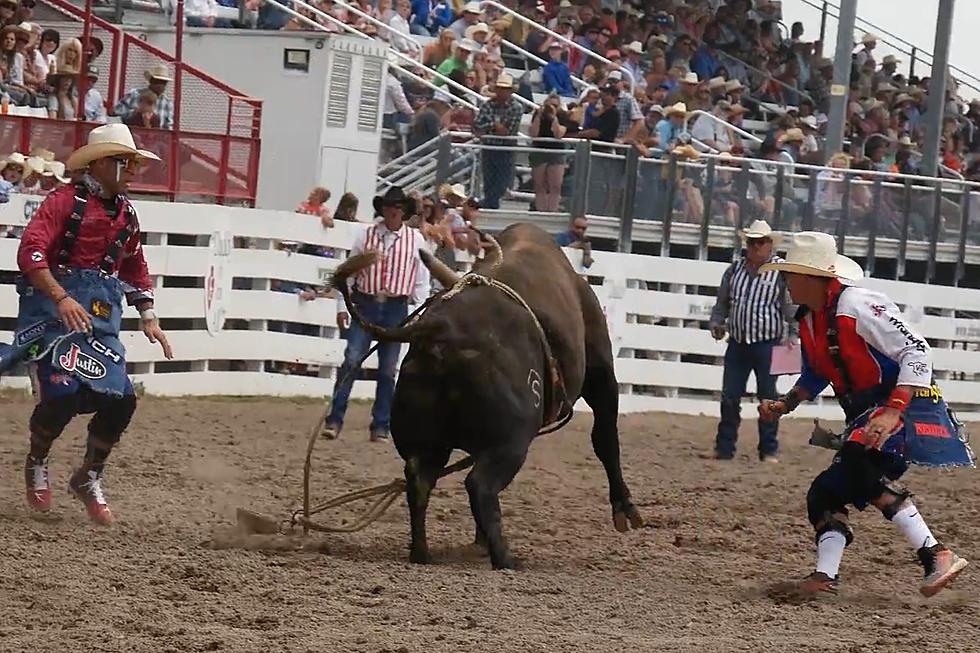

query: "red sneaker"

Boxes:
[799, 571, 840, 595]
[918, 544, 969, 597]
[24, 456, 52, 512]
[68, 468, 114, 526]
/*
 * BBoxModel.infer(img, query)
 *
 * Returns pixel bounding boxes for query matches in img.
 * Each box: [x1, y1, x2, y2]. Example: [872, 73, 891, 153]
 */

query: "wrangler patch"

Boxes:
[91, 300, 112, 319]
[15, 320, 46, 346]
[914, 422, 950, 438]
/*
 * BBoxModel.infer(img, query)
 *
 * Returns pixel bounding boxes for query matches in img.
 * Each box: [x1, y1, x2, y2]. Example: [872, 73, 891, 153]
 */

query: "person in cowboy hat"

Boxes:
[757, 231, 973, 597]
[113, 63, 174, 129]
[0, 123, 173, 526]
[707, 219, 795, 462]
[321, 185, 430, 443]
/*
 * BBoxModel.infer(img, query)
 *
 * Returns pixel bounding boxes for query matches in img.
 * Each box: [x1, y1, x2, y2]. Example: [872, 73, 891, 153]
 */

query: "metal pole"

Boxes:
[619, 147, 640, 254]
[823, 0, 858, 161]
[174, 0, 184, 132]
[920, 0, 956, 178]
[77, 0, 93, 122]
[819, 1, 828, 47]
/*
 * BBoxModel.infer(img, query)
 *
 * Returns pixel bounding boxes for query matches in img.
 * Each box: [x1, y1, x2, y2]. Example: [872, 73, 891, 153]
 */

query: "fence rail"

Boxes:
[2, 195, 980, 420]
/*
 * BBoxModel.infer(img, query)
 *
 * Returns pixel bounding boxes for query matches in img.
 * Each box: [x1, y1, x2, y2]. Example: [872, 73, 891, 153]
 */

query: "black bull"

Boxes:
[332, 223, 643, 569]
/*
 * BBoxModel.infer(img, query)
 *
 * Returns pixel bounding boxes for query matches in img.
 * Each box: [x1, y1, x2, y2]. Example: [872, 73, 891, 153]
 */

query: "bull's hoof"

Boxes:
[409, 548, 432, 565]
[612, 504, 644, 532]
[491, 553, 519, 571]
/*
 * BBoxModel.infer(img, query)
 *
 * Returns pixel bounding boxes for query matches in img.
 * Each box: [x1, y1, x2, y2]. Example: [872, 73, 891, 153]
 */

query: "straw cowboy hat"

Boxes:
[494, 73, 514, 89]
[144, 63, 173, 83]
[760, 231, 863, 281]
[739, 219, 781, 245]
[665, 102, 688, 117]
[65, 123, 161, 171]
[681, 72, 700, 85]
[782, 127, 805, 143]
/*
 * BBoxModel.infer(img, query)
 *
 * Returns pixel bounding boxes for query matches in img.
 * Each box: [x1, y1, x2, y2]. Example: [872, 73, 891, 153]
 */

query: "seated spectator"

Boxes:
[0, 0, 16, 27]
[449, 2, 481, 41]
[435, 38, 476, 85]
[0, 151, 29, 189]
[422, 28, 454, 68]
[185, 0, 221, 27]
[121, 89, 161, 128]
[83, 65, 107, 123]
[542, 43, 575, 98]
[46, 60, 79, 120]
[1, 22, 33, 106]
[411, 0, 451, 36]
[114, 64, 175, 129]
[39, 159, 68, 193]
[38, 27, 57, 71]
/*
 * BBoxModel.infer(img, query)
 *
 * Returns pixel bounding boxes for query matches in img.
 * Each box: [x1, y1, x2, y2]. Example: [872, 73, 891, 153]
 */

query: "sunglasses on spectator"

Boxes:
[111, 156, 143, 171]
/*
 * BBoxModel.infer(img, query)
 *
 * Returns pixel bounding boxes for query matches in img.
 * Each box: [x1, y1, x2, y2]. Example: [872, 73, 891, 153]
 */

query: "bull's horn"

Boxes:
[329, 250, 436, 343]
[469, 226, 503, 273]
[420, 249, 460, 288]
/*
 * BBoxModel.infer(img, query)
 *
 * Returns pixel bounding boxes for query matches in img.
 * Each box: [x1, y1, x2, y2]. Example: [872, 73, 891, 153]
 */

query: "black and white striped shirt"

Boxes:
[709, 255, 795, 344]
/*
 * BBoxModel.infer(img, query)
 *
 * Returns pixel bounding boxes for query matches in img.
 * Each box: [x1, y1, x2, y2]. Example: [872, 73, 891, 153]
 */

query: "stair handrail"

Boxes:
[477, 0, 634, 93]
[329, 0, 423, 59]
[267, 0, 487, 110]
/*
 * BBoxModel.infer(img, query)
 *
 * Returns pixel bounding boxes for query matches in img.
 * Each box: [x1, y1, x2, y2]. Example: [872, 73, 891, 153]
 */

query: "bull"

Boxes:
[331, 223, 643, 569]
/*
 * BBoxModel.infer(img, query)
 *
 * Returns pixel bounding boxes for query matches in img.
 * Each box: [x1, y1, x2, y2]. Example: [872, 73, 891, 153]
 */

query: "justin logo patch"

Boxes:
[58, 343, 107, 380]
[31, 251, 43, 262]
[90, 300, 112, 319]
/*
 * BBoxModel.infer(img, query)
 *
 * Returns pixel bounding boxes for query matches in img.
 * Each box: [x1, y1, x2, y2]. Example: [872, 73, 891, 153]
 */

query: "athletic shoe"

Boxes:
[68, 468, 113, 526]
[799, 571, 840, 594]
[24, 455, 52, 512]
[369, 428, 390, 442]
[918, 544, 969, 597]
[320, 422, 341, 440]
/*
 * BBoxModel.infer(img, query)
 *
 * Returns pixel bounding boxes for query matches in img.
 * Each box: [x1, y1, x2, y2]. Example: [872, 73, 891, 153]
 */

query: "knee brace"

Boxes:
[88, 394, 138, 446]
[875, 482, 912, 520]
[815, 512, 855, 546]
[30, 394, 82, 442]
[806, 479, 848, 529]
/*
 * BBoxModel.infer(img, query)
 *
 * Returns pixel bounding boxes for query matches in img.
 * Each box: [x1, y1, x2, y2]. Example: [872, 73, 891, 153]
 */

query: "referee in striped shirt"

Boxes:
[708, 220, 797, 462]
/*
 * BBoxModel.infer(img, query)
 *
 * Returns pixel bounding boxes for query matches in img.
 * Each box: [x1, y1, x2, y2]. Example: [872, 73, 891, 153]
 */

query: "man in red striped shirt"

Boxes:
[322, 187, 430, 442]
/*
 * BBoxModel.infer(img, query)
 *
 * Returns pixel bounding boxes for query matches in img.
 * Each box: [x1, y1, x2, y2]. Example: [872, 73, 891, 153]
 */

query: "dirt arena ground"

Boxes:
[1, 395, 978, 653]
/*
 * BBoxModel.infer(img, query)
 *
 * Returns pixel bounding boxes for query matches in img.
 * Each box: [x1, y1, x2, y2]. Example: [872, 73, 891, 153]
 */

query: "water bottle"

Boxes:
[1, 91, 9, 115]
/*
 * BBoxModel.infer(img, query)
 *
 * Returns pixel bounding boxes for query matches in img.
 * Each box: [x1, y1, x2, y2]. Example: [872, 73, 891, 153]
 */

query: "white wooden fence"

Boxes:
[3, 195, 980, 420]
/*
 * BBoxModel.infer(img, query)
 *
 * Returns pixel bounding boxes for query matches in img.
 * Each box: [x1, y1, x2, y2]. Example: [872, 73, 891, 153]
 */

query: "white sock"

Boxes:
[890, 503, 939, 551]
[815, 530, 847, 578]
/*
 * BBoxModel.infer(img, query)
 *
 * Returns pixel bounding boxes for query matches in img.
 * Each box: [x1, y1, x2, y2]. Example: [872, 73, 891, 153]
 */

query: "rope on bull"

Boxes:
[239, 230, 571, 537]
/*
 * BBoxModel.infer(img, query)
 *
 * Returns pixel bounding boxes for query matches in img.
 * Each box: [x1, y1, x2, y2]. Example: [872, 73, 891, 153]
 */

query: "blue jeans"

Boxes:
[326, 294, 408, 432]
[715, 339, 779, 458]
[481, 150, 514, 209]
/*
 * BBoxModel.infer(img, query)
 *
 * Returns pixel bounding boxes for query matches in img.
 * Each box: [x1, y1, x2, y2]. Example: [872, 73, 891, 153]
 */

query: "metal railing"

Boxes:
[330, 0, 424, 59]
[477, 0, 634, 93]
[801, 0, 980, 96]
[423, 133, 980, 286]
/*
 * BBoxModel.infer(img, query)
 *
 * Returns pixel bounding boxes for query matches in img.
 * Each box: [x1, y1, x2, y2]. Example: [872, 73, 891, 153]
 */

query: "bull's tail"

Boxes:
[330, 250, 444, 343]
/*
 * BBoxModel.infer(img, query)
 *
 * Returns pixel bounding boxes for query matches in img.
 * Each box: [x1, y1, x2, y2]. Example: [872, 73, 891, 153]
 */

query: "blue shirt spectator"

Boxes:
[542, 47, 575, 98]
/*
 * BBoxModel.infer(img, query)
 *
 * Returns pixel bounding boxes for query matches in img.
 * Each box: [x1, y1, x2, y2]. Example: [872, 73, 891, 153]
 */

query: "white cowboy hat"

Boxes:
[43, 160, 70, 183]
[462, 1, 481, 13]
[0, 152, 28, 173]
[464, 22, 489, 39]
[25, 156, 47, 178]
[738, 219, 781, 245]
[681, 72, 700, 84]
[457, 38, 480, 52]
[66, 124, 161, 171]
[760, 231, 863, 281]
[665, 102, 687, 117]
[625, 40, 644, 54]
[446, 183, 468, 200]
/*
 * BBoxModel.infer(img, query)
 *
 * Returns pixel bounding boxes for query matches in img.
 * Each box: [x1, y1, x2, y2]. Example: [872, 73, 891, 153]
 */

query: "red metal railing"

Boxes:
[33, 0, 263, 204]
[0, 115, 259, 204]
